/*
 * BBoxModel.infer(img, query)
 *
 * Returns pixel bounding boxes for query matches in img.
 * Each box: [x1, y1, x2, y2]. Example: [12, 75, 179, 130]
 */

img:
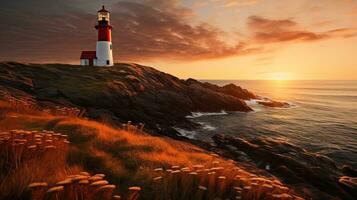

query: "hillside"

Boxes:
[0, 62, 257, 137]
[0, 102, 304, 200]
[1, 62, 356, 200]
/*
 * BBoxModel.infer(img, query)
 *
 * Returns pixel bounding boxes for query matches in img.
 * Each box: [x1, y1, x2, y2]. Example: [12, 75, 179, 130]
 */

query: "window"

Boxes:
[110, 44, 112, 50]
[107, 60, 110, 65]
[98, 12, 109, 21]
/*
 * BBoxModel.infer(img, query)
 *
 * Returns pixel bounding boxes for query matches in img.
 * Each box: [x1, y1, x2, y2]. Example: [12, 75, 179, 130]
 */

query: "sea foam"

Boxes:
[173, 127, 197, 139]
[186, 110, 228, 119]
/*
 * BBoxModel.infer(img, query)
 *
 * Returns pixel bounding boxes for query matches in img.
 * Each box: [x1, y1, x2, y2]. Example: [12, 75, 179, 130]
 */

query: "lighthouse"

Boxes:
[80, 6, 113, 66]
[95, 5, 113, 66]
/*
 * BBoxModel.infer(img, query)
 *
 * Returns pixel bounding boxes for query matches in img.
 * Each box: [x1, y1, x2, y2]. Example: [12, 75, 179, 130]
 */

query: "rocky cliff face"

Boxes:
[0, 62, 254, 135]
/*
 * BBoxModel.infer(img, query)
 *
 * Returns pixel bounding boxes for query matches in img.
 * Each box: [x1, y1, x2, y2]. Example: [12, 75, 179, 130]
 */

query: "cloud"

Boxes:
[247, 16, 357, 44]
[0, 0, 356, 63]
[0, 0, 260, 63]
[215, 0, 258, 8]
[247, 16, 328, 43]
[110, 2, 260, 61]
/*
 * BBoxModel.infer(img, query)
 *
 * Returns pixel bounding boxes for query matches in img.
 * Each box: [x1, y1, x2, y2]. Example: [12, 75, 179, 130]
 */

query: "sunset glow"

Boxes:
[1, 0, 357, 80]
[265, 72, 293, 81]
[1, 1, 357, 199]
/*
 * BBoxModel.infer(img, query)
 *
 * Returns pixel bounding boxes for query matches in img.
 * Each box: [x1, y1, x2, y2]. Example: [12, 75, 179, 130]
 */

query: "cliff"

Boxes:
[0, 62, 254, 136]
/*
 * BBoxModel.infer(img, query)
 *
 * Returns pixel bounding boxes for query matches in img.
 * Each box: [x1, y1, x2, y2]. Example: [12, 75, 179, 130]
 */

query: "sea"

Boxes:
[181, 80, 357, 168]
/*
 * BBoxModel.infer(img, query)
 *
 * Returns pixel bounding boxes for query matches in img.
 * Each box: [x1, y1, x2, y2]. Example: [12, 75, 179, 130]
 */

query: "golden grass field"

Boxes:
[0, 101, 304, 200]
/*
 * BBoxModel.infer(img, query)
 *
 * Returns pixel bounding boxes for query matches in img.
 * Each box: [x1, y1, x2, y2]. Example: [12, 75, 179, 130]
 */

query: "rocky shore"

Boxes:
[3, 62, 353, 200]
[0, 62, 267, 136]
[208, 134, 357, 199]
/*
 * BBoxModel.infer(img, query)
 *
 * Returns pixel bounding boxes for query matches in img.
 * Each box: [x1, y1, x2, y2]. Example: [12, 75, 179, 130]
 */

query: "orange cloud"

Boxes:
[247, 16, 357, 44]
[0, 1, 356, 63]
[248, 16, 327, 43]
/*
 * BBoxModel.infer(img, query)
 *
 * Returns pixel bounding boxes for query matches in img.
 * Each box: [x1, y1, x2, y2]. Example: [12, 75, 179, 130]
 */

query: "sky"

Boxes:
[0, 0, 357, 80]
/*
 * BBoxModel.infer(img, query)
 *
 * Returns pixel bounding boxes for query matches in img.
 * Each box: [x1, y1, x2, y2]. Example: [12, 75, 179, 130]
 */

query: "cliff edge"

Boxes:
[0, 62, 254, 136]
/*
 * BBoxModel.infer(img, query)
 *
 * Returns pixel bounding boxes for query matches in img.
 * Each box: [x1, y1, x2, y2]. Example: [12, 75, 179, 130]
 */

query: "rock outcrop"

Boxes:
[0, 62, 255, 135]
[258, 100, 290, 107]
[211, 134, 357, 200]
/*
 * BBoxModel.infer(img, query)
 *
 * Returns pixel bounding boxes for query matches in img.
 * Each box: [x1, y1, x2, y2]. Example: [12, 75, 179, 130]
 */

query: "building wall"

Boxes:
[94, 59, 97, 66]
[80, 59, 88, 66]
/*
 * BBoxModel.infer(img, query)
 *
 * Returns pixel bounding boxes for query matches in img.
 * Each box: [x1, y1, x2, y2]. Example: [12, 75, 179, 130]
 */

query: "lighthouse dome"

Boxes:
[98, 5, 109, 13]
[98, 5, 110, 22]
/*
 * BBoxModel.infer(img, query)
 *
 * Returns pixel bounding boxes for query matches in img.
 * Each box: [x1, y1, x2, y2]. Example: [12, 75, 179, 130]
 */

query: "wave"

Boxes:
[288, 87, 357, 91]
[245, 98, 297, 111]
[173, 127, 197, 139]
[186, 110, 228, 118]
[197, 122, 217, 131]
[244, 99, 262, 112]
[297, 93, 357, 98]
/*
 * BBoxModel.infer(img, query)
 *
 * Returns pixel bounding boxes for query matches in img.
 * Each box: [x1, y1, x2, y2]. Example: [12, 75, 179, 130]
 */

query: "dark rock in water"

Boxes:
[211, 134, 355, 200]
[0, 62, 253, 135]
[338, 176, 357, 197]
[186, 79, 257, 100]
[258, 100, 290, 107]
[275, 165, 304, 183]
[342, 165, 357, 177]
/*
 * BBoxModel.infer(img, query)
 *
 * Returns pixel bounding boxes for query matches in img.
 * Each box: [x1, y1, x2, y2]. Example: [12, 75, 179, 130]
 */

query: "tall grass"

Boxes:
[0, 129, 142, 200]
[28, 172, 121, 200]
[148, 161, 305, 200]
[0, 101, 305, 199]
[0, 129, 71, 199]
[0, 99, 84, 119]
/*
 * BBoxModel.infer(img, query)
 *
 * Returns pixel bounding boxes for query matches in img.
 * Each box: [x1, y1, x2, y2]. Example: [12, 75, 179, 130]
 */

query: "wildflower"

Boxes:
[198, 185, 207, 190]
[80, 171, 90, 176]
[171, 165, 180, 169]
[171, 170, 181, 174]
[90, 180, 109, 187]
[153, 176, 163, 181]
[93, 173, 106, 178]
[129, 186, 141, 191]
[47, 186, 64, 193]
[100, 184, 116, 190]
[27, 145, 37, 150]
[89, 176, 103, 182]
[193, 164, 204, 169]
[153, 168, 163, 172]
[56, 179, 72, 186]
[28, 182, 48, 189]
[72, 175, 89, 182]
[79, 180, 89, 185]
[44, 145, 56, 150]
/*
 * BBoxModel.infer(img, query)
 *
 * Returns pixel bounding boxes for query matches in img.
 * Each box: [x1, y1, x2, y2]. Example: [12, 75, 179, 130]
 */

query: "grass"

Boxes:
[0, 129, 74, 199]
[0, 101, 304, 199]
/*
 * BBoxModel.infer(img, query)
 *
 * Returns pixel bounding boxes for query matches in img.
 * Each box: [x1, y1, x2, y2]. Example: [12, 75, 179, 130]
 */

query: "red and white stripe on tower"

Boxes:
[95, 5, 113, 66]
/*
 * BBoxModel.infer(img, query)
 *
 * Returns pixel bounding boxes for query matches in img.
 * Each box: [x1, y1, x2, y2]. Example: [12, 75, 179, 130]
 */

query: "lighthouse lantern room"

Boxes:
[80, 5, 114, 67]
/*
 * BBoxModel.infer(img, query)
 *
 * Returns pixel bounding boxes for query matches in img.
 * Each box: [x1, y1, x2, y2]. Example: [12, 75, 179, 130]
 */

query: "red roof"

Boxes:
[98, 5, 109, 13]
[80, 51, 96, 59]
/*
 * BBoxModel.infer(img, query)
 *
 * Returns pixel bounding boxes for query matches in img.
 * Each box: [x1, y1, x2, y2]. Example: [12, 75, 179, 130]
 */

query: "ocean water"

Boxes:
[186, 80, 357, 168]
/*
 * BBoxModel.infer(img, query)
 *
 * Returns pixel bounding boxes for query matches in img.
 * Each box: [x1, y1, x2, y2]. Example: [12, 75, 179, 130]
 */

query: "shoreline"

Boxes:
[0, 62, 356, 199]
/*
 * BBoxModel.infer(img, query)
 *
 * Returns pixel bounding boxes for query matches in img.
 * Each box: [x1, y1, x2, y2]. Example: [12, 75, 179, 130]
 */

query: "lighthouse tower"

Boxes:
[95, 6, 113, 66]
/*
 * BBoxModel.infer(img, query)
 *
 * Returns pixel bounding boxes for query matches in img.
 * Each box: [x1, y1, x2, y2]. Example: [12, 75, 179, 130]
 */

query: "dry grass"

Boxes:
[0, 101, 305, 199]
[28, 172, 121, 200]
[148, 162, 305, 200]
[0, 99, 83, 121]
[0, 129, 75, 199]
